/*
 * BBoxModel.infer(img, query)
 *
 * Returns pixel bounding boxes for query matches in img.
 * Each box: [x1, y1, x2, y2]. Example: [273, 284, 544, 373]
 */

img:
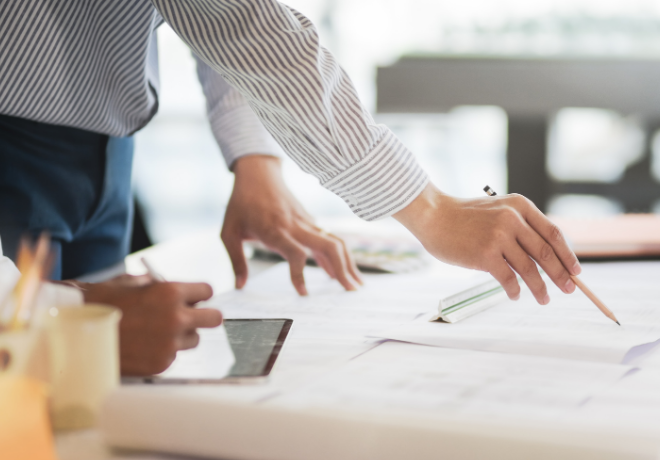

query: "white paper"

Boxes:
[192, 262, 494, 388]
[575, 368, 660, 436]
[210, 261, 491, 341]
[374, 262, 660, 363]
[269, 341, 633, 423]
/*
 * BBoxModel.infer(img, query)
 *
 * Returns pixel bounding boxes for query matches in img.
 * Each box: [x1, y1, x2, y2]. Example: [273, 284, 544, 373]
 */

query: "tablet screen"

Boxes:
[135, 318, 293, 384]
[224, 318, 292, 379]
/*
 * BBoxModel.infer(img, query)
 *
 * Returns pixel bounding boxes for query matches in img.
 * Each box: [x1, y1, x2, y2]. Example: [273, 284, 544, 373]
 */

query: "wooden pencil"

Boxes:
[570, 275, 620, 326]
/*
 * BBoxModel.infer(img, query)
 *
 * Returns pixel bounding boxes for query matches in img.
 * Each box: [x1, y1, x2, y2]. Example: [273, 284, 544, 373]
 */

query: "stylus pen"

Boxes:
[482, 185, 621, 326]
[141, 257, 166, 282]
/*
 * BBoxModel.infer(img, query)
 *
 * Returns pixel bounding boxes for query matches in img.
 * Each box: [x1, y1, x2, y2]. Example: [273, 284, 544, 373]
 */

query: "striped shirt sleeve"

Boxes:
[150, 0, 428, 220]
[195, 54, 286, 169]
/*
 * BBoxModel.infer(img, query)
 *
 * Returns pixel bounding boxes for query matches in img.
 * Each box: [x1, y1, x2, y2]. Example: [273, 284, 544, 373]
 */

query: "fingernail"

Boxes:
[572, 262, 582, 275]
[564, 279, 575, 293]
[542, 294, 550, 305]
[512, 293, 520, 301]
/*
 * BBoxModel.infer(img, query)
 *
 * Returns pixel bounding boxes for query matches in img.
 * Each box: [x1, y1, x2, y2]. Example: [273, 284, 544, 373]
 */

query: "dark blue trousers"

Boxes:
[0, 114, 134, 280]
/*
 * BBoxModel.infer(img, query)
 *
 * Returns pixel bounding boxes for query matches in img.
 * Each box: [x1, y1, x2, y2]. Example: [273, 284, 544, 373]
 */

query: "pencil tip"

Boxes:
[616, 321, 621, 326]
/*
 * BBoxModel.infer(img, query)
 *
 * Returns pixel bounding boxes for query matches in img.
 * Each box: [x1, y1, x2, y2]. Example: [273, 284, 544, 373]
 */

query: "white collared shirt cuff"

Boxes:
[322, 129, 429, 221]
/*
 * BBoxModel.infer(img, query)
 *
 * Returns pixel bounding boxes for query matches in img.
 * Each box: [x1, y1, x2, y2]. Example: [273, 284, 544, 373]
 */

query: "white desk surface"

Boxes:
[56, 228, 660, 460]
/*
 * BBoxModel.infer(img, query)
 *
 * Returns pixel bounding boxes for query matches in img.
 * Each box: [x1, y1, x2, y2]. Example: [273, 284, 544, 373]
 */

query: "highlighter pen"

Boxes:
[482, 185, 620, 326]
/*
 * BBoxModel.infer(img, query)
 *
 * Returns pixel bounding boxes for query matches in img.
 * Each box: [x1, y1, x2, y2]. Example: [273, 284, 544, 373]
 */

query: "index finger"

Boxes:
[182, 307, 223, 330]
[295, 228, 357, 292]
[266, 231, 309, 296]
[518, 197, 581, 276]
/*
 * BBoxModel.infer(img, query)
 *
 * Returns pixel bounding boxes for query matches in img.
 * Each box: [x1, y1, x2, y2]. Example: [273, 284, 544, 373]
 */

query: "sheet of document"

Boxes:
[269, 341, 633, 423]
[374, 262, 660, 363]
[209, 261, 492, 342]
[574, 368, 660, 437]
[202, 262, 494, 383]
[151, 261, 490, 394]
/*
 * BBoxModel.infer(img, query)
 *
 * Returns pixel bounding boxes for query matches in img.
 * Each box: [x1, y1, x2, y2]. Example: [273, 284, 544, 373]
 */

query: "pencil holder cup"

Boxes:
[47, 304, 121, 431]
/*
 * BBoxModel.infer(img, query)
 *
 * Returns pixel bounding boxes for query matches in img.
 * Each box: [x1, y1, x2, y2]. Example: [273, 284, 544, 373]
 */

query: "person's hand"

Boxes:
[78, 276, 222, 376]
[221, 155, 362, 295]
[393, 183, 581, 305]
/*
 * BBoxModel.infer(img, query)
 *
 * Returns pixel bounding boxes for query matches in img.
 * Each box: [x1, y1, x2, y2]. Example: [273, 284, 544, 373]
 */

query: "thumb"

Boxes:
[221, 229, 249, 289]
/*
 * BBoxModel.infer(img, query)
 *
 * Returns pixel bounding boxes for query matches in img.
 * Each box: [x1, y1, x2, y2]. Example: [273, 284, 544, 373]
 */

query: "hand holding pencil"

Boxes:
[393, 183, 581, 306]
[486, 185, 620, 325]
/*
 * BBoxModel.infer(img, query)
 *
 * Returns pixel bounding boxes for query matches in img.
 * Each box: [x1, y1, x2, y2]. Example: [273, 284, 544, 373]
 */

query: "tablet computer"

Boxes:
[222, 318, 293, 383]
[133, 318, 293, 384]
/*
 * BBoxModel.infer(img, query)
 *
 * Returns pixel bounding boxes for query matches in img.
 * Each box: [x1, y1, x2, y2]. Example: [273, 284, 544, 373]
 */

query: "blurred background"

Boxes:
[133, 0, 660, 246]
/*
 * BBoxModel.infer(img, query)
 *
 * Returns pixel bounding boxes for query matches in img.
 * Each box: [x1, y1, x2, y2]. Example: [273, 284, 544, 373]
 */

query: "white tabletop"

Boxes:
[57, 229, 660, 460]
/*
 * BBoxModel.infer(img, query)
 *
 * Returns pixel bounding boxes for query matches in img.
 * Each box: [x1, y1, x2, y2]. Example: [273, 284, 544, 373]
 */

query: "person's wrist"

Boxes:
[232, 154, 282, 178]
[393, 182, 447, 239]
[232, 155, 286, 201]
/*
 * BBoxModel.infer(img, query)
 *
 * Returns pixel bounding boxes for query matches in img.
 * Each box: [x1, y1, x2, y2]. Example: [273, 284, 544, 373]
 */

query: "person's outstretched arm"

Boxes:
[194, 57, 361, 294]
[151, 0, 580, 302]
[152, 0, 428, 221]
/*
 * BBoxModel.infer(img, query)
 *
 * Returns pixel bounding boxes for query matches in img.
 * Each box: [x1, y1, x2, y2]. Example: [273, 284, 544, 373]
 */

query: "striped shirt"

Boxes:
[0, 1, 428, 220]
